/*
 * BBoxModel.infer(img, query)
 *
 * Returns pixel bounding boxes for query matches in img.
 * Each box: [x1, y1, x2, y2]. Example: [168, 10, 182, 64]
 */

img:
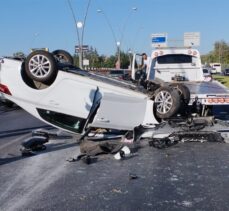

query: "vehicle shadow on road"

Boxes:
[0, 126, 53, 139]
[42, 141, 79, 154]
[0, 156, 24, 166]
[0, 141, 79, 166]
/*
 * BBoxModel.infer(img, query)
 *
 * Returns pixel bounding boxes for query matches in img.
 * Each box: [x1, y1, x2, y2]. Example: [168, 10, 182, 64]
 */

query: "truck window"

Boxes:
[157, 54, 192, 64]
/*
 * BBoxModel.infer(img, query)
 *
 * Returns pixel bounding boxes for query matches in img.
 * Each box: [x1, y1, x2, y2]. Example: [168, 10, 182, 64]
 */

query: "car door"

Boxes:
[40, 78, 97, 119]
[90, 93, 148, 130]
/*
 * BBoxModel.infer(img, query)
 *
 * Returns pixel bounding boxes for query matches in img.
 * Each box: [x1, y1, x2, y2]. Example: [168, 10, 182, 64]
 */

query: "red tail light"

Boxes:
[0, 84, 12, 95]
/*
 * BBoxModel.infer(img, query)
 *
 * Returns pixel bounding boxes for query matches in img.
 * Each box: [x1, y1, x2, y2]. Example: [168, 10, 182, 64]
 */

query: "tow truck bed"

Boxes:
[186, 80, 229, 95]
[184, 80, 229, 105]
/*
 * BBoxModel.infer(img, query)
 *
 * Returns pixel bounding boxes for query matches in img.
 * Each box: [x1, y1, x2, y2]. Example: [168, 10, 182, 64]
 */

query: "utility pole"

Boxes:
[116, 41, 121, 69]
[67, 0, 91, 69]
[97, 7, 137, 69]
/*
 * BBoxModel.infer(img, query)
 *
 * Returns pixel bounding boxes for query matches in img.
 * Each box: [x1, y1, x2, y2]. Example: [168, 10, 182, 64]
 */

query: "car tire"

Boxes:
[25, 50, 58, 84]
[153, 86, 181, 119]
[170, 83, 190, 104]
[52, 50, 74, 65]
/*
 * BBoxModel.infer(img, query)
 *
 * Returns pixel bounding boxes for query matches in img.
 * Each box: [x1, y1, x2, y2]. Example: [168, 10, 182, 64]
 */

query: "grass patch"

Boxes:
[213, 75, 229, 88]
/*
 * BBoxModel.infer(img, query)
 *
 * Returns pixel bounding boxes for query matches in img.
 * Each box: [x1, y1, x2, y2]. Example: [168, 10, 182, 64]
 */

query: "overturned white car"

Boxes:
[1, 49, 229, 147]
[0, 50, 169, 135]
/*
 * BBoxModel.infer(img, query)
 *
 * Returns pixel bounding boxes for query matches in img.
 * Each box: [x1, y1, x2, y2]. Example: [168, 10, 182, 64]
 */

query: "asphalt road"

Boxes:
[0, 105, 229, 211]
[0, 104, 50, 137]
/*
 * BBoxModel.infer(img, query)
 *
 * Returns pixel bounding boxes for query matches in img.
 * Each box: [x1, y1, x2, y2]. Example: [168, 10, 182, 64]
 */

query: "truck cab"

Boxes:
[132, 48, 204, 83]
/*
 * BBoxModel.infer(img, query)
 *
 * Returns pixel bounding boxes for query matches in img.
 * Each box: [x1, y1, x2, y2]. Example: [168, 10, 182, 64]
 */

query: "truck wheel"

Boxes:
[25, 50, 58, 85]
[153, 86, 181, 119]
[170, 83, 190, 104]
[52, 50, 74, 65]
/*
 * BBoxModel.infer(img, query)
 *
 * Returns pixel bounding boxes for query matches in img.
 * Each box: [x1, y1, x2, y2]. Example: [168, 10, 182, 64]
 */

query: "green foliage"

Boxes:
[119, 51, 131, 69]
[201, 40, 229, 69]
[73, 54, 79, 67]
[13, 51, 26, 58]
[213, 75, 229, 88]
[103, 55, 116, 68]
[73, 46, 132, 69]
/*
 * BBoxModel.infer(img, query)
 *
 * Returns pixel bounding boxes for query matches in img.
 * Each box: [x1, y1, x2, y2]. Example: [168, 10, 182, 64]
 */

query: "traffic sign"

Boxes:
[83, 59, 89, 66]
[184, 32, 200, 47]
[75, 45, 89, 53]
[151, 33, 167, 47]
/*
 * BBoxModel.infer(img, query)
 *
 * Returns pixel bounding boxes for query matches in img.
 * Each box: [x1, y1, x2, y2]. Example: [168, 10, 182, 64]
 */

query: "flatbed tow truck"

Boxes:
[127, 45, 229, 147]
[131, 46, 229, 117]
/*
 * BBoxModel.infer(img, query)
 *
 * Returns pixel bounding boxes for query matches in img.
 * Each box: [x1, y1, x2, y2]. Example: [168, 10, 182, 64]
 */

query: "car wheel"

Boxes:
[170, 83, 190, 104]
[52, 50, 74, 65]
[25, 50, 58, 84]
[153, 86, 181, 119]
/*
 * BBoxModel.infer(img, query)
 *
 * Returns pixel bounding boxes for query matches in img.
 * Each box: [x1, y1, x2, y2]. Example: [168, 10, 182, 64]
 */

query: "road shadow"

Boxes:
[0, 125, 54, 138]
[0, 140, 79, 166]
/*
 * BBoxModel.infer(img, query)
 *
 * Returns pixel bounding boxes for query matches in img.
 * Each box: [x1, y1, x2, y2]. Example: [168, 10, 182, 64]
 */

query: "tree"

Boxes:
[119, 51, 131, 69]
[84, 47, 100, 68]
[201, 40, 229, 68]
[73, 54, 79, 67]
[72, 46, 135, 70]
[13, 51, 25, 58]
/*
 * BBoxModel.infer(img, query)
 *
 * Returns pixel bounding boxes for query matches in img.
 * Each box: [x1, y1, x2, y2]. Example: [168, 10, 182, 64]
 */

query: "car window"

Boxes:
[37, 109, 86, 133]
[109, 70, 124, 75]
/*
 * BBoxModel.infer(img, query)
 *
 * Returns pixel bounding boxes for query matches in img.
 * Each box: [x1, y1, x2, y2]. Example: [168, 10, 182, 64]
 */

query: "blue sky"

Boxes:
[0, 0, 228, 57]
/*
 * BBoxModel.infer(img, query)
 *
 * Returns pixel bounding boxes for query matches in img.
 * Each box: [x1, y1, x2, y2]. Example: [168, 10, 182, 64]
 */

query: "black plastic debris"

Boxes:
[81, 155, 98, 165]
[172, 131, 225, 143]
[20, 148, 37, 156]
[32, 129, 58, 138]
[149, 131, 225, 149]
[149, 137, 178, 149]
[20, 136, 49, 156]
[67, 154, 98, 165]
[129, 173, 138, 180]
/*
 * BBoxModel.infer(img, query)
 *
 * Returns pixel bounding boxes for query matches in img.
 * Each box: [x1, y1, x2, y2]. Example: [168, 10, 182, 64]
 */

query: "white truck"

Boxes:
[210, 63, 222, 74]
[131, 47, 229, 118]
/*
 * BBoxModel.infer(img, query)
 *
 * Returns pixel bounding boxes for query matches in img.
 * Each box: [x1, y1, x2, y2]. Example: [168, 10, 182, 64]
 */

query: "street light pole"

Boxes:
[97, 9, 118, 68]
[116, 41, 121, 69]
[67, 0, 91, 69]
[67, 0, 81, 61]
[97, 9, 117, 47]
[80, 0, 91, 69]
[97, 7, 137, 69]
[119, 7, 137, 45]
[128, 49, 132, 70]
[76, 21, 83, 69]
